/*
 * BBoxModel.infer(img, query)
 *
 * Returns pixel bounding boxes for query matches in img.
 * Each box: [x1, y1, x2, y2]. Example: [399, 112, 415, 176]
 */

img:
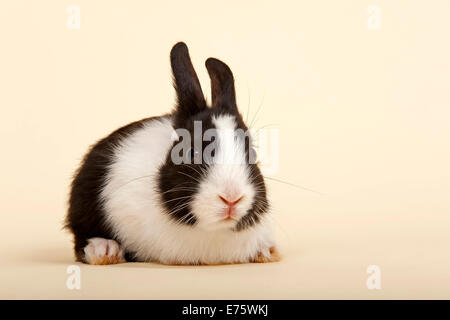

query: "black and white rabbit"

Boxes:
[65, 42, 279, 265]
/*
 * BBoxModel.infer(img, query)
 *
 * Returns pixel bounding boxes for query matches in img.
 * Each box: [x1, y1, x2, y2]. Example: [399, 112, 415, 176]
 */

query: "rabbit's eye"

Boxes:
[249, 146, 258, 164]
[186, 147, 199, 163]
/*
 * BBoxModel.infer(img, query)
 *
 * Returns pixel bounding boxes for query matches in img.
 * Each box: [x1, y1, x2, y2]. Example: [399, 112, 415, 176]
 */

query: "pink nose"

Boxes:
[218, 195, 244, 207]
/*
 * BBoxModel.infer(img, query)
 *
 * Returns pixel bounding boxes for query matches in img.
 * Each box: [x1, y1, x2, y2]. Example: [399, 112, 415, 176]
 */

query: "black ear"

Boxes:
[205, 57, 237, 112]
[171, 42, 206, 117]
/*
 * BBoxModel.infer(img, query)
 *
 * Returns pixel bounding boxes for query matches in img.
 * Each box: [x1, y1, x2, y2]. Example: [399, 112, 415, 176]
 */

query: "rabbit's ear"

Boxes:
[171, 42, 206, 117]
[205, 57, 237, 112]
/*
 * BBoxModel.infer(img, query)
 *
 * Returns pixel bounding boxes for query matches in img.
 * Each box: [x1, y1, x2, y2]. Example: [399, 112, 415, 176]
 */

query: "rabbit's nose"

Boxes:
[218, 194, 244, 207]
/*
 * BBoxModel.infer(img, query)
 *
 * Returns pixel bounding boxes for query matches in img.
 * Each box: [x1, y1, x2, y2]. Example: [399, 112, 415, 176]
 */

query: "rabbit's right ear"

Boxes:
[170, 42, 206, 118]
[205, 57, 237, 112]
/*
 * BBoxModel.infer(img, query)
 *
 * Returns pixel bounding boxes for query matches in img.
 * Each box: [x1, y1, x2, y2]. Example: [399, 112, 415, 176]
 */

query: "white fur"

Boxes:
[191, 115, 256, 230]
[100, 115, 275, 264]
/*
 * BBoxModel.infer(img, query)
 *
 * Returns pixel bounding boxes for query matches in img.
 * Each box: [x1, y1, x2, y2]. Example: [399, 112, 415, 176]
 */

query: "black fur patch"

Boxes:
[158, 110, 216, 226]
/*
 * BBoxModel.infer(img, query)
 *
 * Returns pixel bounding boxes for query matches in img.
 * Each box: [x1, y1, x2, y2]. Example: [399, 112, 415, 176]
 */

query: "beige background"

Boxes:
[1, 0, 449, 299]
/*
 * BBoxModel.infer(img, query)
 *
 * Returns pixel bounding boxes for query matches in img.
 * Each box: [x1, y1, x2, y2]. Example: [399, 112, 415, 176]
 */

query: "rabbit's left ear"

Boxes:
[205, 57, 237, 112]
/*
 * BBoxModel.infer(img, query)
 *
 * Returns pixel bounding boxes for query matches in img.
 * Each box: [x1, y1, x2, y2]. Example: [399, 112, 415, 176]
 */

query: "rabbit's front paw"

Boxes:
[83, 238, 125, 265]
[251, 246, 281, 263]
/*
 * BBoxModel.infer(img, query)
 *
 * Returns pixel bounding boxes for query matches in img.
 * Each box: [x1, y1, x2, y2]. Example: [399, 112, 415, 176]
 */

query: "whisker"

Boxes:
[168, 202, 191, 216]
[246, 84, 251, 124]
[174, 211, 196, 225]
[160, 186, 198, 195]
[179, 164, 205, 177]
[177, 171, 202, 184]
[109, 174, 154, 195]
[263, 176, 324, 195]
[255, 123, 280, 131]
[160, 195, 193, 205]
[249, 92, 266, 129]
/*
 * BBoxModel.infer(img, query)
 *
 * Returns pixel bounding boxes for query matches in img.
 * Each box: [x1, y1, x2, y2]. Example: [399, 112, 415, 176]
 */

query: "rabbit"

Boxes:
[65, 42, 279, 265]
